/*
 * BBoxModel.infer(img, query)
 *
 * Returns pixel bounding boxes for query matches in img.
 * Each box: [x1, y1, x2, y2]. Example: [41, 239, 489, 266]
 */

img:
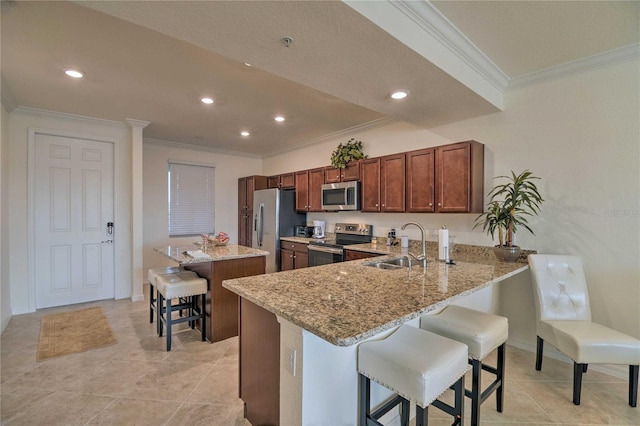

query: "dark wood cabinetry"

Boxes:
[406, 148, 436, 212]
[295, 168, 324, 212]
[280, 241, 309, 270]
[324, 161, 361, 183]
[344, 249, 380, 261]
[238, 176, 267, 247]
[267, 172, 295, 189]
[436, 141, 484, 213]
[361, 154, 405, 212]
[184, 255, 266, 343]
[239, 298, 280, 426]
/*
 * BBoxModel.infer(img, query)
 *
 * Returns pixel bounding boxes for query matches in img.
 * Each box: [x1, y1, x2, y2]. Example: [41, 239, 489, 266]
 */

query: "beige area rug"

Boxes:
[37, 306, 117, 361]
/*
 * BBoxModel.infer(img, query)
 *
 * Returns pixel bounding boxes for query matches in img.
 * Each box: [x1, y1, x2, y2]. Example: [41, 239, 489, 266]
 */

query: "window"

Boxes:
[168, 162, 215, 237]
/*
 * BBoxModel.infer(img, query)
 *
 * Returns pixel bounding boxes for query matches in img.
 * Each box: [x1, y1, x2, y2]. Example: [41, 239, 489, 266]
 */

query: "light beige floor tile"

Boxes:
[3, 391, 115, 426]
[186, 362, 241, 406]
[166, 402, 249, 426]
[0, 388, 55, 424]
[84, 397, 181, 425]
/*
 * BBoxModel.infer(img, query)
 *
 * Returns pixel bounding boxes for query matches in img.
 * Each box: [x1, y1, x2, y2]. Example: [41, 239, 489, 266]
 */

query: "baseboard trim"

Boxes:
[131, 294, 145, 303]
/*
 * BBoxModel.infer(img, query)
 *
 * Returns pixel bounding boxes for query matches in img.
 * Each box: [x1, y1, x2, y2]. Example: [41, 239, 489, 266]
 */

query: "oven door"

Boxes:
[308, 245, 344, 266]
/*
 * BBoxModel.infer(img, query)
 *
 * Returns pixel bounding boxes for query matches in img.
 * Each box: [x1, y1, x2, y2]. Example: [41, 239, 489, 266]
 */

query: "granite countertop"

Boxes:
[154, 244, 269, 265]
[223, 249, 529, 347]
[280, 236, 316, 244]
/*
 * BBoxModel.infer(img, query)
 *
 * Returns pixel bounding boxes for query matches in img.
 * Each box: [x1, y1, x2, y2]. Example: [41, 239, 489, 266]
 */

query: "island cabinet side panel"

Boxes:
[240, 298, 280, 426]
[185, 256, 265, 342]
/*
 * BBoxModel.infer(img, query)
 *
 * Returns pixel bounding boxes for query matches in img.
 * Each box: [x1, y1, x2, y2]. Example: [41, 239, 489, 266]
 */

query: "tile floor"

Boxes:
[1, 288, 638, 425]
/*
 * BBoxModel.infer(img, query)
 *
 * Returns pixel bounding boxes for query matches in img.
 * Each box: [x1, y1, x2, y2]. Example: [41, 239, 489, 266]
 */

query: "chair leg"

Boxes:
[453, 375, 465, 426]
[166, 297, 172, 351]
[573, 362, 585, 405]
[400, 397, 410, 426]
[583, 364, 588, 373]
[496, 343, 506, 413]
[358, 374, 370, 426]
[630, 365, 639, 407]
[149, 283, 155, 324]
[200, 293, 207, 342]
[415, 406, 429, 426]
[535, 336, 543, 371]
[470, 358, 481, 426]
[158, 293, 164, 337]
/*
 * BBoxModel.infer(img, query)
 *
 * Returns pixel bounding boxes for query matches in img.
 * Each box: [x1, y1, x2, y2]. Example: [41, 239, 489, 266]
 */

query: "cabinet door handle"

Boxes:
[375, 203, 378, 207]
[438, 203, 442, 206]
[429, 203, 433, 207]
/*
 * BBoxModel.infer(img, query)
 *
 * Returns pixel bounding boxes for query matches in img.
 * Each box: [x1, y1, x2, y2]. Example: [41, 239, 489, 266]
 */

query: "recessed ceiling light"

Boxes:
[240, 131, 250, 137]
[274, 116, 285, 122]
[201, 97, 214, 104]
[390, 90, 409, 100]
[64, 68, 84, 79]
[244, 62, 252, 67]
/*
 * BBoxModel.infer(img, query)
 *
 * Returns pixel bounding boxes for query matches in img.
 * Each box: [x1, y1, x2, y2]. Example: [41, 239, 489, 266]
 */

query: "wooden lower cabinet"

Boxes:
[344, 249, 380, 261]
[183, 255, 265, 342]
[239, 298, 280, 426]
[280, 241, 308, 270]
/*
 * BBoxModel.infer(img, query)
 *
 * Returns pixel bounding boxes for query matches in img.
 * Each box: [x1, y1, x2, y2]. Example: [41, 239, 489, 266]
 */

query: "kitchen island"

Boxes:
[223, 246, 530, 425]
[154, 244, 268, 342]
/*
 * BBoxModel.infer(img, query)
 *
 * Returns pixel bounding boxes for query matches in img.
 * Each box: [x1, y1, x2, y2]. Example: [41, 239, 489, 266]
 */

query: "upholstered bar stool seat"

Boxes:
[147, 266, 184, 327]
[358, 324, 469, 426]
[156, 271, 207, 351]
[421, 305, 508, 426]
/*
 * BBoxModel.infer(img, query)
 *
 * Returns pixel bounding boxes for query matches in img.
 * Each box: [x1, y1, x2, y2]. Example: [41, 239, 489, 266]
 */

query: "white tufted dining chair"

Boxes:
[528, 254, 640, 406]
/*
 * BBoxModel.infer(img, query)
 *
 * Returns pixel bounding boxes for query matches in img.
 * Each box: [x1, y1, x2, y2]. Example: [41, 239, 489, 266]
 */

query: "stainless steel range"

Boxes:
[308, 223, 373, 267]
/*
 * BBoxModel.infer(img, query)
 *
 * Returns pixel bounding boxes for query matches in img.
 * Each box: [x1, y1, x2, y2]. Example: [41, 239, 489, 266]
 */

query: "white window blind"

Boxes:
[168, 162, 215, 237]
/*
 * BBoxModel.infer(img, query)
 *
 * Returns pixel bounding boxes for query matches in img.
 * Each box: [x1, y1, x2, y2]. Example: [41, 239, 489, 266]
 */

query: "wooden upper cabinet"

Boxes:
[406, 148, 436, 212]
[280, 173, 295, 188]
[267, 175, 280, 188]
[324, 161, 361, 183]
[380, 153, 405, 212]
[295, 170, 309, 212]
[360, 158, 381, 212]
[436, 141, 484, 213]
[295, 168, 324, 212]
[308, 168, 325, 211]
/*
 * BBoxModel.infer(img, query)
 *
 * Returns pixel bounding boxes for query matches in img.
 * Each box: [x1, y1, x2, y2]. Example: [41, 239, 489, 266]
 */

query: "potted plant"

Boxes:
[330, 138, 367, 169]
[474, 170, 544, 261]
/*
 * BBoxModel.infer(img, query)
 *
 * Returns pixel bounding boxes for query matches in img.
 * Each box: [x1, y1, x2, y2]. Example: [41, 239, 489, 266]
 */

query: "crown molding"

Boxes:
[1, 77, 18, 112]
[509, 43, 640, 89]
[12, 106, 127, 128]
[262, 116, 396, 159]
[125, 118, 150, 129]
[143, 137, 263, 159]
[390, 0, 509, 92]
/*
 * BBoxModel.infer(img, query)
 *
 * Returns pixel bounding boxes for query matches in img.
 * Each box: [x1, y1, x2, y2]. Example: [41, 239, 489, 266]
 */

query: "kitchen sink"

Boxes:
[364, 257, 411, 270]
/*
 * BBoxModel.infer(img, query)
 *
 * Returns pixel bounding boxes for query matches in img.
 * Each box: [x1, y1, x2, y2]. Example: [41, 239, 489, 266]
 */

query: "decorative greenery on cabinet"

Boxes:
[330, 138, 367, 169]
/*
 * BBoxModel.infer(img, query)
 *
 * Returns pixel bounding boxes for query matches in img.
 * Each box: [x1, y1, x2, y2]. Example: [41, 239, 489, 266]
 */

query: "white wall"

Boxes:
[1, 104, 11, 332]
[142, 141, 262, 276]
[264, 60, 640, 349]
[7, 108, 133, 314]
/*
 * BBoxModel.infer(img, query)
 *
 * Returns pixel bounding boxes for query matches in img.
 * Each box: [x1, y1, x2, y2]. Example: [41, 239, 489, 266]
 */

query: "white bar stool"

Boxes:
[156, 271, 207, 351]
[420, 305, 508, 426]
[358, 324, 469, 426]
[147, 266, 184, 330]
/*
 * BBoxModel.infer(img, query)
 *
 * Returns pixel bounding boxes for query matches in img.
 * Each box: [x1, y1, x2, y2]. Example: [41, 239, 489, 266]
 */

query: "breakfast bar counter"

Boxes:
[222, 246, 530, 425]
[154, 244, 268, 342]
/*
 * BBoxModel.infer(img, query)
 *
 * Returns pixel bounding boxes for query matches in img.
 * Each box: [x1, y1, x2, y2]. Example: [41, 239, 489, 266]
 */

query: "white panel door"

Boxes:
[34, 134, 115, 308]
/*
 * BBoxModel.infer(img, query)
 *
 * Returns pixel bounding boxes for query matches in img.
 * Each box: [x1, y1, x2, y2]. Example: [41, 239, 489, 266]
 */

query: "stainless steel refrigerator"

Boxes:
[252, 188, 306, 273]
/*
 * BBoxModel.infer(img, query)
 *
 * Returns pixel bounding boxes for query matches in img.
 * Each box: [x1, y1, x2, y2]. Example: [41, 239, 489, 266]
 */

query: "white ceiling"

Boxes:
[2, 1, 638, 157]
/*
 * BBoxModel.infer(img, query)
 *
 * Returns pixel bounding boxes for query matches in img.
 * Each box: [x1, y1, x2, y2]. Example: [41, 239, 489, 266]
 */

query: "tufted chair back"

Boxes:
[528, 254, 591, 323]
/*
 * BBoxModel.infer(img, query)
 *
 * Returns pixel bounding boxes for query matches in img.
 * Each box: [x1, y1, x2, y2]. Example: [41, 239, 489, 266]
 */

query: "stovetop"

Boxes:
[308, 223, 373, 248]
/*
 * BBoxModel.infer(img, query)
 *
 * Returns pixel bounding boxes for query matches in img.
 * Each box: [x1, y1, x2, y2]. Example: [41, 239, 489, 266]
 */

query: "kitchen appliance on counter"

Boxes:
[294, 225, 314, 237]
[312, 220, 325, 239]
[253, 188, 307, 273]
[321, 181, 360, 211]
[308, 223, 373, 267]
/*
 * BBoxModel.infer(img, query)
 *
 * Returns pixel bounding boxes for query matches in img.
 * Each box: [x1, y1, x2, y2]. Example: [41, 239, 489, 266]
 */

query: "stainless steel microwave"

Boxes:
[321, 181, 360, 211]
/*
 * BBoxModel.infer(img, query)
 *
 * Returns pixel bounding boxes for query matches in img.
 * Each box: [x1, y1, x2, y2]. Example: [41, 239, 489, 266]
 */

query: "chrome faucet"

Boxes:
[400, 222, 427, 269]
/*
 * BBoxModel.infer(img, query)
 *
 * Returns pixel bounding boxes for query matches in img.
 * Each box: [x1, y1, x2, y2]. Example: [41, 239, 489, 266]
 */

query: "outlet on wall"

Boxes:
[285, 346, 297, 376]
